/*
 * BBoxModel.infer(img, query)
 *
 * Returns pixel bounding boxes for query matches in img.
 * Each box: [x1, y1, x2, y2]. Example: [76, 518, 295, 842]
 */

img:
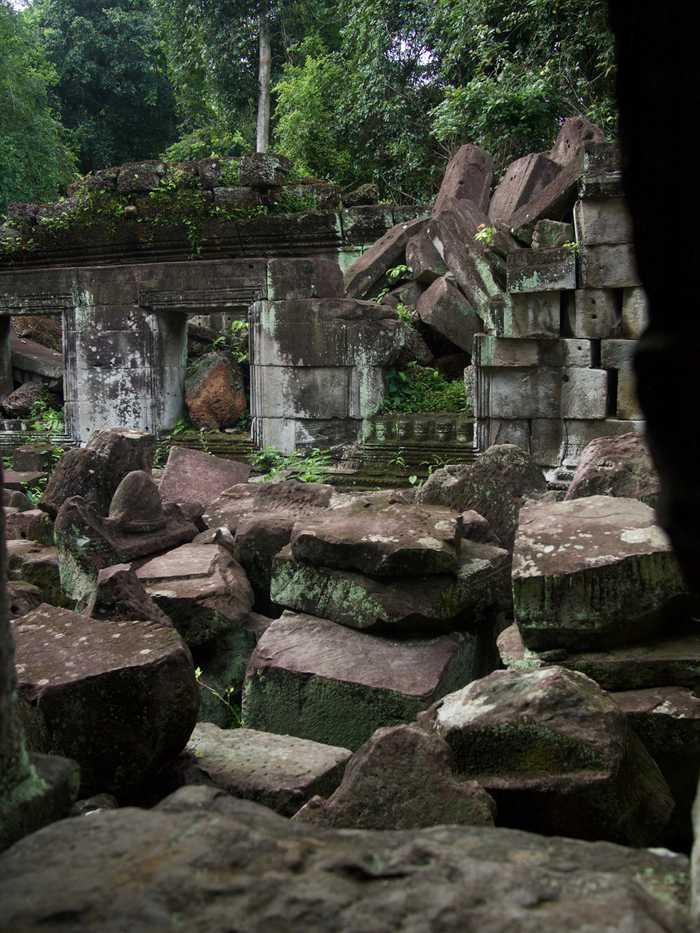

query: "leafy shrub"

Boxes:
[379, 363, 467, 414]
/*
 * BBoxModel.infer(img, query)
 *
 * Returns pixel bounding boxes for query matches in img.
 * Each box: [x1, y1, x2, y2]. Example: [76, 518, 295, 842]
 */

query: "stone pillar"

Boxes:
[63, 294, 187, 444]
[0, 316, 12, 397]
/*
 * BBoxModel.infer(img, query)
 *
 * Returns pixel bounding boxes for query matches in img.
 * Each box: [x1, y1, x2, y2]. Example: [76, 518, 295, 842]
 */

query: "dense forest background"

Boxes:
[0, 0, 616, 212]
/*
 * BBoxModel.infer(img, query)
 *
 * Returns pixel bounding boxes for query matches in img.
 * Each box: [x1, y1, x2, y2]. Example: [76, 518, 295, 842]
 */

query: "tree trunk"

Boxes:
[256, 2, 271, 153]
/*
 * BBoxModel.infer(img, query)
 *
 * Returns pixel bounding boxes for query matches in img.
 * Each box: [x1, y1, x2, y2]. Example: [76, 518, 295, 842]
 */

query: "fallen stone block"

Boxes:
[116, 160, 165, 193]
[294, 723, 495, 830]
[242, 612, 480, 749]
[270, 539, 510, 633]
[7, 543, 64, 607]
[3, 488, 31, 510]
[573, 197, 634, 246]
[580, 243, 640, 288]
[11, 443, 56, 474]
[0, 785, 689, 933]
[175, 723, 351, 817]
[550, 117, 606, 166]
[2, 469, 44, 493]
[159, 446, 250, 512]
[212, 186, 261, 209]
[531, 219, 575, 249]
[204, 479, 334, 532]
[415, 276, 481, 352]
[507, 247, 576, 293]
[136, 543, 254, 647]
[6, 581, 43, 619]
[289, 501, 462, 578]
[12, 604, 198, 796]
[434, 144, 493, 215]
[421, 666, 673, 846]
[569, 288, 620, 337]
[233, 512, 296, 611]
[561, 367, 608, 419]
[508, 156, 584, 243]
[559, 418, 645, 469]
[344, 217, 426, 299]
[565, 432, 659, 505]
[417, 444, 546, 550]
[512, 496, 686, 651]
[4, 508, 53, 546]
[85, 564, 172, 625]
[405, 228, 446, 283]
[40, 428, 155, 519]
[489, 153, 560, 227]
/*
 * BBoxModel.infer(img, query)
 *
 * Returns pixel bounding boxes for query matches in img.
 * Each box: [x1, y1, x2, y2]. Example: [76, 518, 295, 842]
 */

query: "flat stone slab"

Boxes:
[181, 723, 351, 816]
[3, 470, 45, 492]
[203, 480, 334, 533]
[290, 502, 462, 578]
[136, 544, 254, 647]
[421, 666, 673, 846]
[12, 604, 198, 796]
[159, 447, 250, 509]
[270, 540, 510, 632]
[512, 496, 686, 651]
[0, 785, 689, 933]
[242, 611, 480, 749]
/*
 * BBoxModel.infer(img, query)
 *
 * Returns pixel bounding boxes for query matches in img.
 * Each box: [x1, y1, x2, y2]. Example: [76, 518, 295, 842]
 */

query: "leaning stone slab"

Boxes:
[508, 157, 584, 243]
[294, 723, 495, 830]
[136, 543, 254, 647]
[415, 276, 481, 351]
[12, 604, 198, 796]
[177, 723, 351, 817]
[421, 666, 673, 846]
[550, 116, 606, 166]
[512, 496, 686, 651]
[270, 540, 510, 632]
[344, 217, 425, 299]
[489, 153, 560, 227]
[289, 502, 462, 578]
[159, 446, 250, 511]
[242, 612, 480, 749]
[405, 228, 446, 283]
[433, 144, 493, 215]
[0, 784, 689, 933]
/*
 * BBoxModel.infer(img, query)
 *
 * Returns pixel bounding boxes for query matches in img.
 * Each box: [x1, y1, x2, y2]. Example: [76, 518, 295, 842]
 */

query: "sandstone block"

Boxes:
[267, 257, 344, 301]
[531, 219, 575, 249]
[489, 154, 560, 227]
[185, 351, 246, 430]
[203, 480, 333, 533]
[569, 288, 620, 337]
[415, 276, 481, 352]
[550, 117, 606, 166]
[242, 612, 480, 749]
[4, 508, 52, 546]
[508, 247, 576, 293]
[405, 228, 446, 283]
[508, 157, 584, 242]
[621, 287, 649, 338]
[580, 244, 640, 288]
[344, 218, 425, 299]
[565, 432, 659, 505]
[561, 367, 608, 419]
[512, 496, 686, 651]
[573, 197, 634, 246]
[159, 447, 250, 511]
[434, 144, 493, 214]
[502, 291, 560, 338]
[238, 152, 291, 188]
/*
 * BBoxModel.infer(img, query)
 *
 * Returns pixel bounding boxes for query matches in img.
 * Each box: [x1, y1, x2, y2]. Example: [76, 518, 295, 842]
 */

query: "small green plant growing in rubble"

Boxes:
[394, 302, 413, 325]
[386, 263, 411, 282]
[194, 666, 241, 728]
[562, 240, 579, 255]
[474, 224, 494, 246]
[250, 445, 331, 483]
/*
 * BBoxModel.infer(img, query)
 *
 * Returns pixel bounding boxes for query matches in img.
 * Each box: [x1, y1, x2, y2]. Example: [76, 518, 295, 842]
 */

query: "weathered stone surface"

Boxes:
[573, 197, 634, 246]
[417, 444, 546, 550]
[85, 563, 172, 625]
[569, 288, 620, 337]
[136, 543, 254, 647]
[267, 257, 344, 301]
[344, 217, 425, 299]
[4, 508, 52, 545]
[580, 243, 640, 288]
[0, 785, 689, 933]
[3, 488, 31, 511]
[12, 604, 198, 796]
[290, 502, 462, 578]
[7, 543, 64, 607]
[185, 351, 247, 430]
[204, 480, 333, 532]
[212, 185, 261, 209]
[193, 612, 270, 726]
[415, 276, 481, 352]
[549, 116, 605, 166]
[238, 152, 291, 187]
[177, 723, 351, 817]
[6, 580, 43, 619]
[106, 470, 167, 533]
[233, 512, 295, 610]
[11, 443, 55, 474]
[502, 291, 560, 338]
[116, 160, 166, 193]
[474, 334, 592, 369]
[508, 157, 584, 242]
[243, 612, 480, 749]
[434, 144, 493, 215]
[560, 367, 608, 419]
[70, 793, 119, 817]
[489, 154, 560, 227]
[295, 723, 495, 830]
[512, 497, 686, 651]
[565, 432, 660, 505]
[405, 228, 447, 283]
[508, 247, 576, 293]
[40, 428, 154, 519]
[0, 381, 45, 417]
[54, 495, 197, 605]
[271, 540, 510, 632]
[1, 469, 45, 493]
[622, 286, 649, 338]
[159, 447, 250, 511]
[342, 182, 380, 206]
[559, 418, 645, 469]
[531, 219, 574, 249]
[421, 666, 673, 846]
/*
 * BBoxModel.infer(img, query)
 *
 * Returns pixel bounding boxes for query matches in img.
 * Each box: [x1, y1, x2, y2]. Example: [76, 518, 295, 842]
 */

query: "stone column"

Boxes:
[0, 316, 12, 397]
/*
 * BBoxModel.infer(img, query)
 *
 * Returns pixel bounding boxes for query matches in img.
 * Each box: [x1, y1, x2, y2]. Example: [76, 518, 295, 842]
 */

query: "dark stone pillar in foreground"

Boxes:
[609, 5, 700, 588]
[0, 466, 79, 850]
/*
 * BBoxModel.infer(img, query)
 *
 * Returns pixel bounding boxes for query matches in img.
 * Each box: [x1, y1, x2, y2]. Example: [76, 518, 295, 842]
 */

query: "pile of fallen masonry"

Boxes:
[2, 413, 700, 929]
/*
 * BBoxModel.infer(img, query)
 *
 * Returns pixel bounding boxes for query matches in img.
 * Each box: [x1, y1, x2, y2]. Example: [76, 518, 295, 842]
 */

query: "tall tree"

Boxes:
[0, 0, 76, 212]
[35, 0, 177, 172]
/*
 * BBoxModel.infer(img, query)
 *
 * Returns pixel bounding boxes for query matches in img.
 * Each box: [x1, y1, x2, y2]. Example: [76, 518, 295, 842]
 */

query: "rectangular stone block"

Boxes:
[489, 153, 560, 227]
[475, 335, 592, 369]
[601, 338, 636, 371]
[486, 368, 562, 419]
[617, 370, 643, 420]
[621, 287, 649, 339]
[580, 244, 640, 288]
[560, 418, 644, 468]
[561, 368, 608, 419]
[267, 258, 344, 301]
[508, 248, 576, 293]
[509, 156, 584, 243]
[573, 198, 634, 246]
[486, 418, 531, 449]
[531, 220, 574, 249]
[502, 292, 560, 338]
[569, 289, 620, 338]
[601, 341, 642, 419]
[531, 419, 563, 467]
[254, 366, 350, 419]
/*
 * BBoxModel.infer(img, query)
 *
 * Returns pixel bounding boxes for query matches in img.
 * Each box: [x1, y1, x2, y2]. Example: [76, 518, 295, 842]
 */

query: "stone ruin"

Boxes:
[2, 124, 700, 932]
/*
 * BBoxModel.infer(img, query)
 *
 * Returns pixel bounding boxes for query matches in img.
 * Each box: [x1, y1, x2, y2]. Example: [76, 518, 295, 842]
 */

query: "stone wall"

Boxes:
[474, 144, 646, 479]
